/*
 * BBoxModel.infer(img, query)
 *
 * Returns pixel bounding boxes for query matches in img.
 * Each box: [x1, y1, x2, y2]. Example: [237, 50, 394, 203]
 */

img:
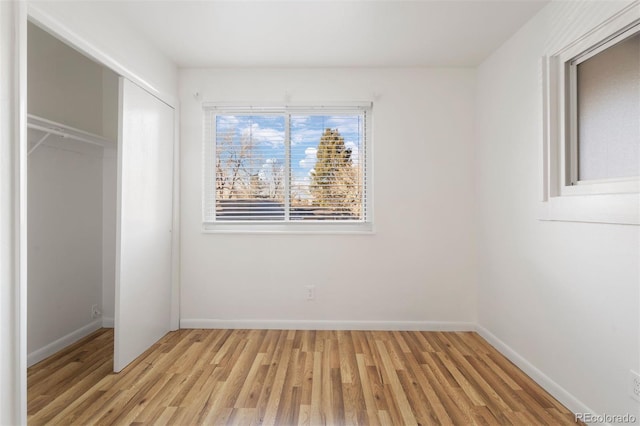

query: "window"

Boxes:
[541, 4, 639, 225]
[203, 105, 371, 231]
[565, 24, 639, 195]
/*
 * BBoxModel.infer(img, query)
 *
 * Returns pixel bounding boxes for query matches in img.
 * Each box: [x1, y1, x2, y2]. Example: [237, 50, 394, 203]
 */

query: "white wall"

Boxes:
[27, 141, 104, 358]
[476, 0, 640, 419]
[29, 1, 177, 102]
[179, 68, 478, 328]
[27, 23, 104, 135]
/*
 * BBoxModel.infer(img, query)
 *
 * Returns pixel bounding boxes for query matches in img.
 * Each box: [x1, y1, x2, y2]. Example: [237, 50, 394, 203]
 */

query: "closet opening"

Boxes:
[26, 19, 118, 380]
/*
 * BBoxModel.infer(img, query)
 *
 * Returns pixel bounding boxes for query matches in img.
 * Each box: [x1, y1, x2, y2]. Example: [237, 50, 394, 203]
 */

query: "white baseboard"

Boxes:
[180, 318, 476, 331]
[476, 325, 597, 421]
[27, 319, 102, 367]
[102, 316, 114, 328]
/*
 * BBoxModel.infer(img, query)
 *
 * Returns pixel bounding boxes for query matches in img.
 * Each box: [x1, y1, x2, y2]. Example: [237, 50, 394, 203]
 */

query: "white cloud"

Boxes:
[298, 147, 317, 169]
[291, 128, 323, 146]
[241, 123, 285, 147]
[216, 115, 239, 131]
[290, 116, 309, 128]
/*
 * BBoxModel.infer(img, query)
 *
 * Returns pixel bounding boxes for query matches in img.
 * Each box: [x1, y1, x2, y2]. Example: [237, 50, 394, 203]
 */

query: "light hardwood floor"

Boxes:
[28, 328, 581, 425]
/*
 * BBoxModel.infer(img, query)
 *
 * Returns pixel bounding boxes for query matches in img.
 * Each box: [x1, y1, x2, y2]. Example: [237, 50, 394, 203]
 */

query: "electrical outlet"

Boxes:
[91, 304, 101, 319]
[630, 370, 640, 402]
[305, 285, 316, 301]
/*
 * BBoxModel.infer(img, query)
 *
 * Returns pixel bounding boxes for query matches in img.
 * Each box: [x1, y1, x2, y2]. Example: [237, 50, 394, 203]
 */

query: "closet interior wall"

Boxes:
[27, 22, 118, 366]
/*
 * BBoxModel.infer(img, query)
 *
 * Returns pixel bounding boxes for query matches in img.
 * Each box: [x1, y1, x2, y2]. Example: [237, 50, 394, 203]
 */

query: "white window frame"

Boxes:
[202, 103, 374, 233]
[541, 3, 640, 225]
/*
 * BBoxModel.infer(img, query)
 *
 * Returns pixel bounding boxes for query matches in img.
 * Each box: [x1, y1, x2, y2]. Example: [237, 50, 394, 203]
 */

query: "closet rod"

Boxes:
[27, 123, 105, 148]
[26, 114, 113, 155]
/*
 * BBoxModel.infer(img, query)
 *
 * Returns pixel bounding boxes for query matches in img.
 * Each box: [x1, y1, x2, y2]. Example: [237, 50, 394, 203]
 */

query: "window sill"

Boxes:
[538, 193, 640, 225]
[560, 179, 639, 196]
[202, 222, 375, 234]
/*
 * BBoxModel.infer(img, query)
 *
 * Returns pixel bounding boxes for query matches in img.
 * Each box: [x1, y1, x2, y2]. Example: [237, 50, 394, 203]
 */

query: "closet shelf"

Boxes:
[27, 114, 112, 155]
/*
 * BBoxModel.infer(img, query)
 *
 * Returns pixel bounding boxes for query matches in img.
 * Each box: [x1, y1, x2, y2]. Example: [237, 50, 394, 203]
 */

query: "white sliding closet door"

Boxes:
[114, 78, 174, 372]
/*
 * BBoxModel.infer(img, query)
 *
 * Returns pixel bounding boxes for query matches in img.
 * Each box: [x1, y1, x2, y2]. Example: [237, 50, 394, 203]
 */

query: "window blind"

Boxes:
[203, 106, 369, 224]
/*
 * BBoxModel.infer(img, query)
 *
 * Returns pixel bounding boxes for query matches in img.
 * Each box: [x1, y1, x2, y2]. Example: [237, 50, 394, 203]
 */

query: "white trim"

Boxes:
[27, 320, 102, 368]
[571, 21, 640, 66]
[541, 186, 640, 225]
[476, 326, 601, 423]
[561, 179, 639, 196]
[102, 317, 114, 328]
[26, 3, 177, 110]
[17, 2, 28, 424]
[203, 222, 375, 234]
[113, 77, 124, 372]
[202, 101, 373, 111]
[180, 318, 476, 331]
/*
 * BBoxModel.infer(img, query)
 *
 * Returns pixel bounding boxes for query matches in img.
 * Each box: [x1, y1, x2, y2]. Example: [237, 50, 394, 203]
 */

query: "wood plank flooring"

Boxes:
[28, 328, 581, 425]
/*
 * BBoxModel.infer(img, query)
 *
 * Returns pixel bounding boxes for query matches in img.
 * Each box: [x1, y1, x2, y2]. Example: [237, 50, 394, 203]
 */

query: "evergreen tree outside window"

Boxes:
[203, 106, 370, 229]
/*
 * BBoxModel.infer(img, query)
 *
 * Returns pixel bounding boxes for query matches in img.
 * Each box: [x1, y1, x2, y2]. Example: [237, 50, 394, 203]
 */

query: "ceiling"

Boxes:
[98, 0, 548, 68]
